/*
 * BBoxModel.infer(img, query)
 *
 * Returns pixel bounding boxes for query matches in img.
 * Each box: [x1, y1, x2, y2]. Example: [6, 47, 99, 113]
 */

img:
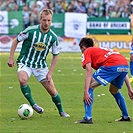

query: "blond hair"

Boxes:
[40, 9, 53, 19]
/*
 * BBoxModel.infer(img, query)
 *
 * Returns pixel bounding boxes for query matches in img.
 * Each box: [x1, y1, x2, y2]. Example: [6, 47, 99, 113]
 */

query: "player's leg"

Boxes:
[75, 78, 100, 124]
[83, 88, 94, 122]
[34, 67, 70, 117]
[109, 84, 131, 121]
[41, 80, 70, 117]
[76, 66, 114, 124]
[18, 64, 44, 114]
[18, 71, 36, 106]
[84, 78, 101, 120]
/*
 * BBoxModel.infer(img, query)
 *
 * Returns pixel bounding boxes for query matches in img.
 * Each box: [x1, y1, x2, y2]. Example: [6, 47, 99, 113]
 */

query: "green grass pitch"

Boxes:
[0, 52, 133, 133]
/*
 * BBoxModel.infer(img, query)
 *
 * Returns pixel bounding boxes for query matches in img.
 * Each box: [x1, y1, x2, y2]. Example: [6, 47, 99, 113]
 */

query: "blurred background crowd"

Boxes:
[0, 0, 133, 29]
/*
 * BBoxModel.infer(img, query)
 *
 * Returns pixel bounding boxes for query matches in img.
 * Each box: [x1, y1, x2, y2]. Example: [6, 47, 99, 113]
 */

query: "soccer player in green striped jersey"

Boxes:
[7, 9, 70, 117]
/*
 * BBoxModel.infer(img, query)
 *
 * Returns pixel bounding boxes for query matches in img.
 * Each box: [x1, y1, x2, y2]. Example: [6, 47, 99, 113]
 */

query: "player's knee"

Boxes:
[109, 84, 119, 94]
[41, 82, 57, 96]
[109, 88, 118, 95]
[49, 89, 57, 96]
[19, 77, 28, 85]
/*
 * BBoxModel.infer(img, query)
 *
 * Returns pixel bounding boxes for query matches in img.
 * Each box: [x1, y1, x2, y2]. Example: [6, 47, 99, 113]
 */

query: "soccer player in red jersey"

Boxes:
[75, 37, 133, 124]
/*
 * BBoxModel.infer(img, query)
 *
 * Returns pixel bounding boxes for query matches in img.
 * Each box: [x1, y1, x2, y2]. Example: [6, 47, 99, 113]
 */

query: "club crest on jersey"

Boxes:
[33, 42, 46, 51]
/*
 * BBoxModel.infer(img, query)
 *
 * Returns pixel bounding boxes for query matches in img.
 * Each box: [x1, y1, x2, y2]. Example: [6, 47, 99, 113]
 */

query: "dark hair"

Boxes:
[79, 37, 94, 48]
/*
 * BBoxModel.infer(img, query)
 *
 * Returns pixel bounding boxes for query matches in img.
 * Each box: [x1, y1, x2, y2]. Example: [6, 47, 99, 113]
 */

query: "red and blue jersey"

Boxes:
[82, 47, 128, 70]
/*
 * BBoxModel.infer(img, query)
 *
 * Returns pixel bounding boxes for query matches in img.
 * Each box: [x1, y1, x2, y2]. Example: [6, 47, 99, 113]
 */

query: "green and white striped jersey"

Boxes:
[16, 25, 59, 68]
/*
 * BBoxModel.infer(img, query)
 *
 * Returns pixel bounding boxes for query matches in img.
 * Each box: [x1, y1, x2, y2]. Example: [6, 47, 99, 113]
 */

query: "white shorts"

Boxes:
[17, 63, 49, 82]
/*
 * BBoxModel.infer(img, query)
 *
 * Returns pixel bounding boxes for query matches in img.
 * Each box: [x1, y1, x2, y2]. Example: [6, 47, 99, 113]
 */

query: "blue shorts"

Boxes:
[93, 66, 128, 89]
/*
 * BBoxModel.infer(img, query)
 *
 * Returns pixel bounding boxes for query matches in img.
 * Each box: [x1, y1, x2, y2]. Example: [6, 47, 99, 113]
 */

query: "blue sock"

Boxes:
[130, 61, 133, 77]
[84, 88, 93, 120]
[113, 92, 128, 118]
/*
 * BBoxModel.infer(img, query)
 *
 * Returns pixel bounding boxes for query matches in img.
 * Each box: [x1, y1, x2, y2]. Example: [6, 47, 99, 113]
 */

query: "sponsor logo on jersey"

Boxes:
[33, 42, 46, 51]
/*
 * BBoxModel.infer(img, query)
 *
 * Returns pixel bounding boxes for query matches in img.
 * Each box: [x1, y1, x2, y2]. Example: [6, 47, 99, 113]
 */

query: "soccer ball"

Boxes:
[18, 104, 33, 119]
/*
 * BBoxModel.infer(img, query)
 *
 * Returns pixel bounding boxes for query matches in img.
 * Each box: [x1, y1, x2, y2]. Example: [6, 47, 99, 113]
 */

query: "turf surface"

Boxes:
[0, 52, 133, 133]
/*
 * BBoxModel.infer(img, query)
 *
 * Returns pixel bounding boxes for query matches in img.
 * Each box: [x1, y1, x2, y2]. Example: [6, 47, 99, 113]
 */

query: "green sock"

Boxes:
[20, 84, 35, 106]
[52, 93, 64, 113]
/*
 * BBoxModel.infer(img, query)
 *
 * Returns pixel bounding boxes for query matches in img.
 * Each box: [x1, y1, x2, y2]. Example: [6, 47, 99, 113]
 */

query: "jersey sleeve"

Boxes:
[82, 49, 91, 68]
[51, 37, 60, 55]
[17, 29, 29, 42]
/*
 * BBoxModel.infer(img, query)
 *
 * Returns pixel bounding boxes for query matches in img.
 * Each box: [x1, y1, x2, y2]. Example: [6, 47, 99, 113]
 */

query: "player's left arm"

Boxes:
[46, 40, 59, 82]
[125, 74, 133, 100]
[46, 55, 58, 82]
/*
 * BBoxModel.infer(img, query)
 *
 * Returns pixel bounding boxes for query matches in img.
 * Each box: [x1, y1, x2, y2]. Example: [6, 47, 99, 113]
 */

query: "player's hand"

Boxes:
[128, 90, 133, 100]
[7, 57, 14, 67]
[83, 92, 93, 105]
[46, 72, 52, 82]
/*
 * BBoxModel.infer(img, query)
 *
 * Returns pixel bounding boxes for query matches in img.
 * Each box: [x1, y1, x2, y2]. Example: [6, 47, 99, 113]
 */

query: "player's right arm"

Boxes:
[83, 63, 93, 105]
[7, 38, 19, 67]
[7, 29, 29, 67]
